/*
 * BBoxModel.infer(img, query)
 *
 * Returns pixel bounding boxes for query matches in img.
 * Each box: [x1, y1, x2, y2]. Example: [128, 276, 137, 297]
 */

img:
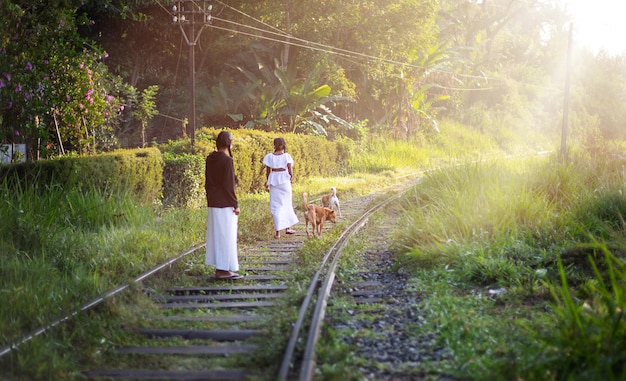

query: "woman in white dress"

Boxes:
[263, 137, 299, 238]
[205, 131, 243, 279]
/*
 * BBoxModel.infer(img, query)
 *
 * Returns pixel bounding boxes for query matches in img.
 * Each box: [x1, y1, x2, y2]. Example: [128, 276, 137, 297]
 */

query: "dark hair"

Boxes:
[273, 137, 286, 151]
[216, 131, 233, 157]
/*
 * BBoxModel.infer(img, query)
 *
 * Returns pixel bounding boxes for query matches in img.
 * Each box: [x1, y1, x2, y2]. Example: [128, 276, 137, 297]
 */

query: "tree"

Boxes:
[0, 0, 124, 158]
[273, 64, 355, 135]
[575, 52, 626, 141]
[202, 45, 355, 136]
[131, 85, 159, 147]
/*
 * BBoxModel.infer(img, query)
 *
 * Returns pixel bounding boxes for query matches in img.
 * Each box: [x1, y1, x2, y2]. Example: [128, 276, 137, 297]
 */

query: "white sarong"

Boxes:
[205, 207, 239, 271]
[269, 182, 299, 231]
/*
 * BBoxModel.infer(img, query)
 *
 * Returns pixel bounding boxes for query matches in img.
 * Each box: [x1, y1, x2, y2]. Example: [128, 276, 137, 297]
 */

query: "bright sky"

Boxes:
[559, 0, 626, 55]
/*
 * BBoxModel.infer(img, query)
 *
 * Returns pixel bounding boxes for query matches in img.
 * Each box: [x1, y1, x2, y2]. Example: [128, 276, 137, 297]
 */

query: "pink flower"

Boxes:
[0, 79, 4, 88]
[26, 62, 32, 70]
[15, 83, 21, 92]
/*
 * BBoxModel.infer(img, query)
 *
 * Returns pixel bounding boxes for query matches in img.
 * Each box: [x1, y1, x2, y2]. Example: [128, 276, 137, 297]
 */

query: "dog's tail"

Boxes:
[303, 192, 309, 209]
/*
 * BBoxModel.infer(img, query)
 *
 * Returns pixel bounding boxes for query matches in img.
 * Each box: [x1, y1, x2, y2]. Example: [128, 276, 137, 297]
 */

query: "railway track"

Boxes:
[7, 178, 419, 380]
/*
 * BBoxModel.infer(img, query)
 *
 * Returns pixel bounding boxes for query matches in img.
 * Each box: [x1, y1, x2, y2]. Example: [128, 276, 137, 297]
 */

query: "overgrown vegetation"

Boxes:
[391, 153, 626, 380]
[0, 125, 473, 378]
[1, 1, 626, 378]
[3, 1, 626, 159]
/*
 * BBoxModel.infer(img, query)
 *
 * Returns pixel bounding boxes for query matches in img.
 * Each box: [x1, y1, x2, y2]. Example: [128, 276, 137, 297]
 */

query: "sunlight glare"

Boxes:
[559, 0, 625, 55]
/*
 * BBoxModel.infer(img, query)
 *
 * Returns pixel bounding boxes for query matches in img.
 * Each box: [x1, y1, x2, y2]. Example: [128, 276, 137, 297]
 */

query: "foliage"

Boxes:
[4, 0, 626, 154]
[273, 64, 356, 135]
[573, 52, 626, 141]
[0, 0, 125, 157]
[204, 50, 356, 136]
[395, 153, 626, 380]
[161, 152, 204, 209]
[131, 84, 159, 147]
[0, 147, 163, 204]
[524, 248, 626, 380]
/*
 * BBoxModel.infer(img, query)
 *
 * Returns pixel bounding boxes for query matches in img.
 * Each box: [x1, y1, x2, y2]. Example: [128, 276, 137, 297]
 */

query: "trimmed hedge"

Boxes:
[161, 152, 204, 208]
[0, 130, 351, 209]
[160, 128, 352, 207]
[0, 148, 163, 204]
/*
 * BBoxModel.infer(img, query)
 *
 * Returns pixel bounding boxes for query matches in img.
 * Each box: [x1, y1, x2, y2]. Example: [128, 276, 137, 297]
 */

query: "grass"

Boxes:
[4, 119, 621, 379]
[0, 143, 423, 379]
[391, 153, 626, 380]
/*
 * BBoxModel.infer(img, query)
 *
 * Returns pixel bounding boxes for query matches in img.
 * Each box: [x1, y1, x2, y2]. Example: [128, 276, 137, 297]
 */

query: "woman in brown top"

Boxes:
[204, 131, 243, 279]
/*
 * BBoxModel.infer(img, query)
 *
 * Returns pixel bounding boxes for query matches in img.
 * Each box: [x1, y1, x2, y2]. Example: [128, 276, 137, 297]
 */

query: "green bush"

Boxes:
[161, 152, 204, 208]
[159, 128, 352, 208]
[0, 148, 163, 204]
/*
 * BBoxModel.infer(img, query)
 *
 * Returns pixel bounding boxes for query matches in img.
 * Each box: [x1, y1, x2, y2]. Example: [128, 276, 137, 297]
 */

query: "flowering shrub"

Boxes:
[0, 1, 125, 159]
[47, 50, 125, 154]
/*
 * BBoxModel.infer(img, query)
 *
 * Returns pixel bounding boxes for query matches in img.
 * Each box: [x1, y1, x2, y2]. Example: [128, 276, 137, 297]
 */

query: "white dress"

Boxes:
[262, 152, 299, 231]
[205, 207, 239, 271]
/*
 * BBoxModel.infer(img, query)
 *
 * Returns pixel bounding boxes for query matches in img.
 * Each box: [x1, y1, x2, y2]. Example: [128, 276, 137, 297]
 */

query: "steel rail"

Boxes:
[277, 199, 374, 380]
[278, 187, 409, 380]
[299, 190, 407, 381]
[0, 243, 206, 358]
[3, 173, 423, 376]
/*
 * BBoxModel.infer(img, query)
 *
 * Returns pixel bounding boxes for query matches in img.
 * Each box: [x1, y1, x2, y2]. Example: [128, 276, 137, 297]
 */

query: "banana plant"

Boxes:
[204, 48, 355, 135]
[272, 64, 355, 135]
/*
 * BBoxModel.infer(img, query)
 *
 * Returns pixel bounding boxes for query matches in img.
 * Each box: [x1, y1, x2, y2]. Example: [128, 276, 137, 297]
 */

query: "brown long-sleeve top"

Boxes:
[204, 151, 238, 208]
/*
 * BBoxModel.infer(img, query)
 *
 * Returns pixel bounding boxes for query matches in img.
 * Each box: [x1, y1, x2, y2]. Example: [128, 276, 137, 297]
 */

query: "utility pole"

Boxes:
[172, 1, 213, 146]
[561, 22, 573, 162]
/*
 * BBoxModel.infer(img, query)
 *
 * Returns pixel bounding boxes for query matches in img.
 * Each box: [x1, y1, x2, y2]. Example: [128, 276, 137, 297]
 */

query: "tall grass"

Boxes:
[0, 177, 205, 345]
[349, 136, 431, 173]
[395, 153, 626, 379]
[396, 157, 557, 250]
[0, 123, 562, 378]
[528, 246, 626, 380]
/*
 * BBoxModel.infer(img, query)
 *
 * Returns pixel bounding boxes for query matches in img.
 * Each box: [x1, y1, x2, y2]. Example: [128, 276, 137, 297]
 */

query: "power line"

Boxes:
[157, 0, 560, 93]
[207, 20, 505, 92]
[157, 0, 496, 90]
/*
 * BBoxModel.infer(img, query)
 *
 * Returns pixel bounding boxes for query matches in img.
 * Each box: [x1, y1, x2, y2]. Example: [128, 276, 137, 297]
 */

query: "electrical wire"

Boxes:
[157, 0, 496, 89]
[156, 0, 561, 92]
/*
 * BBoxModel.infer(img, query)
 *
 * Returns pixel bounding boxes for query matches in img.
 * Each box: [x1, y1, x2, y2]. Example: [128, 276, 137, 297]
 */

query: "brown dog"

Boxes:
[303, 192, 337, 237]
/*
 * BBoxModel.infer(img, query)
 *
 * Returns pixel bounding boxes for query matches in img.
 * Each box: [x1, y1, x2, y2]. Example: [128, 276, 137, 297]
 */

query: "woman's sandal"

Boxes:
[285, 228, 296, 234]
[216, 271, 244, 280]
